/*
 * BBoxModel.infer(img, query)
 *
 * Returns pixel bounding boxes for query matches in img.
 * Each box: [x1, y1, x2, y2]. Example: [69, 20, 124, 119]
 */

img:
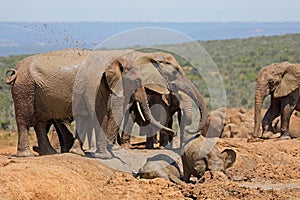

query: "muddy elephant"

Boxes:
[137, 153, 182, 184]
[181, 134, 236, 183]
[121, 53, 207, 149]
[272, 112, 300, 138]
[201, 107, 226, 138]
[5, 49, 176, 158]
[122, 89, 193, 149]
[253, 62, 300, 139]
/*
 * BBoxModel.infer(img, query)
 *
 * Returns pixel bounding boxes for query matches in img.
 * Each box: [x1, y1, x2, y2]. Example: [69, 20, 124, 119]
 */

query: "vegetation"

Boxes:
[199, 34, 300, 109]
[0, 55, 29, 130]
[0, 34, 300, 130]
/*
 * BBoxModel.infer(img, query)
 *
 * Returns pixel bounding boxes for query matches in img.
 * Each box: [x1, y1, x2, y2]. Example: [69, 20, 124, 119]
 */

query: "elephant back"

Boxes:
[29, 49, 91, 118]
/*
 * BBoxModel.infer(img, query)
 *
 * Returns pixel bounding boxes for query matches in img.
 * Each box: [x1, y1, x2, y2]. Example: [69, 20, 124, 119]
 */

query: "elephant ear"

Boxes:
[105, 57, 131, 97]
[220, 149, 236, 169]
[274, 64, 300, 98]
[144, 83, 170, 95]
[135, 54, 170, 95]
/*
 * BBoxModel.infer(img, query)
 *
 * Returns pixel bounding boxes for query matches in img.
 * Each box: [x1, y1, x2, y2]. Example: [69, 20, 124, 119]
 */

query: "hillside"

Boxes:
[0, 34, 300, 129]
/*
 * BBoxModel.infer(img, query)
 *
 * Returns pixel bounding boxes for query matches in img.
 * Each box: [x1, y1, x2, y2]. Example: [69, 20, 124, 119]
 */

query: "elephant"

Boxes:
[201, 107, 226, 138]
[121, 89, 193, 149]
[121, 52, 207, 149]
[5, 49, 177, 158]
[181, 134, 236, 183]
[137, 154, 183, 184]
[272, 112, 300, 138]
[253, 62, 300, 139]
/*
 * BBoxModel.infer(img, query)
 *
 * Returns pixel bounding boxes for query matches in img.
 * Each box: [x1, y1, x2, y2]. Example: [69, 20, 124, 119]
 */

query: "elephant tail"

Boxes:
[5, 69, 17, 85]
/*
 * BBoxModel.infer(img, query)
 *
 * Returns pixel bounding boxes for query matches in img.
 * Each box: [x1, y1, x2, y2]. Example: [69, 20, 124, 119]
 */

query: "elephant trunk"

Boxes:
[179, 92, 193, 126]
[253, 83, 267, 137]
[179, 78, 208, 134]
[134, 87, 177, 136]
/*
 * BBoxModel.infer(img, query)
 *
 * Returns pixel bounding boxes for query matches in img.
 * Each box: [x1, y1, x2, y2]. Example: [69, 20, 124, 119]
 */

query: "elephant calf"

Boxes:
[137, 154, 182, 184]
[181, 134, 236, 183]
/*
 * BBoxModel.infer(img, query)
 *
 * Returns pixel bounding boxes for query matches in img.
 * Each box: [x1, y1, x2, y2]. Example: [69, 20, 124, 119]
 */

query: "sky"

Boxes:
[0, 0, 299, 22]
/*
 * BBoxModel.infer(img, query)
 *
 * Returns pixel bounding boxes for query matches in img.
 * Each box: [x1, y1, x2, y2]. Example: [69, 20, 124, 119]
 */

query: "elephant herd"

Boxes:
[5, 48, 299, 182]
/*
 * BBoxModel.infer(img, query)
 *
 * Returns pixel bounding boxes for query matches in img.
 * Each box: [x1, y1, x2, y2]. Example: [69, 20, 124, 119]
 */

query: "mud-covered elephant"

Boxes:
[137, 153, 182, 184]
[121, 52, 208, 148]
[181, 134, 236, 183]
[201, 107, 226, 138]
[5, 49, 176, 157]
[272, 112, 300, 138]
[122, 89, 193, 149]
[253, 62, 300, 139]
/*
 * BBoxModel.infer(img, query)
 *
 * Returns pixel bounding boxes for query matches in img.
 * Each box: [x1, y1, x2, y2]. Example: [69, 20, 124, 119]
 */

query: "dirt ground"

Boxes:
[0, 129, 299, 199]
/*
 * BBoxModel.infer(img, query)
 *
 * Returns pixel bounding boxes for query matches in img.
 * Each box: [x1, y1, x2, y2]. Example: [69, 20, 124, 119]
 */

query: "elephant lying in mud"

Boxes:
[6, 49, 182, 158]
[272, 112, 300, 138]
[254, 62, 300, 139]
[121, 55, 207, 149]
[181, 134, 236, 183]
[137, 154, 182, 184]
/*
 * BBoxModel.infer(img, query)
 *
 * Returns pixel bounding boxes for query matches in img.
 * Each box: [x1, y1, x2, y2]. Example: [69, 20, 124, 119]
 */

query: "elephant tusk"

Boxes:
[136, 101, 146, 122]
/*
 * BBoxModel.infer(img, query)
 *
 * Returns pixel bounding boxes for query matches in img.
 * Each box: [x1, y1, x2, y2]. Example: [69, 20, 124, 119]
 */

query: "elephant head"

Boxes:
[253, 62, 300, 137]
[103, 52, 177, 137]
[135, 52, 208, 134]
[181, 135, 236, 182]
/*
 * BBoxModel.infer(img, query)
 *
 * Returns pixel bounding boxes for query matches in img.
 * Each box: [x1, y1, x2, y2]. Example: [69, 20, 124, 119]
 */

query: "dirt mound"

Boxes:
[0, 130, 299, 199]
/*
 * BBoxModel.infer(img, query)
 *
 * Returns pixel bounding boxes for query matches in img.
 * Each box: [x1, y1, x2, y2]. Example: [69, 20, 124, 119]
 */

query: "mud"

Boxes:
[0, 128, 299, 199]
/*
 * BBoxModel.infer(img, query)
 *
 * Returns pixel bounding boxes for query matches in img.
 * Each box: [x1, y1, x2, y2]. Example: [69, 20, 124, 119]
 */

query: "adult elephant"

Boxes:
[121, 52, 207, 148]
[5, 49, 176, 158]
[253, 62, 300, 139]
[122, 88, 193, 149]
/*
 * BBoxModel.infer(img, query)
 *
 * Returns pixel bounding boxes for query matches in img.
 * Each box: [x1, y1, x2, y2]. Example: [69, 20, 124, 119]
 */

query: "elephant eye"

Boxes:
[172, 69, 178, 76]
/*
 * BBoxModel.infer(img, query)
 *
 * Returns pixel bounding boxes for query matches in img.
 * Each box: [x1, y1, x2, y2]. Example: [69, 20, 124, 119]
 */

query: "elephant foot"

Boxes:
[111, 144, 122, 151]
[145, 143, 154, 149]
[31, 145, 57, 156]
[39, 148, 57, 156]
[279, 133, 291, 140]
[94, 150, 112, 159]
[32, 146, 40, 154]
[121, 142, 132, 149]
[261, 131, 281, 139]
[69, 139, 85, 156]
[16, 148, 33, 157]
[69, 147, 85, 156]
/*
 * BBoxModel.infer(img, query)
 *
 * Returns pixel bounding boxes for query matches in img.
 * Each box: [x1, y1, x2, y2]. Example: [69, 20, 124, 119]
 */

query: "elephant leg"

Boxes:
[13, 91, 34, 157]
[52, 119, 75, 153]
[182, 156, 192, 183]
[142, 125, 156, 149]
[160, 119, 174, 148]
[178, 111, 185, 149]
[34, 121, 57, 155]
[159, 131, 169, 147]
[121, 110, 135, 146]
[262, 98, 281, 135]
[146, 134, 156, 149]
[32, 122, 52, 154]
[280, 93, 298, 137]
[68, 130, 85, 156]
[15, 121, 33, 157]
[94, 119, 112, 159]
[95, 132, 112, 159]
